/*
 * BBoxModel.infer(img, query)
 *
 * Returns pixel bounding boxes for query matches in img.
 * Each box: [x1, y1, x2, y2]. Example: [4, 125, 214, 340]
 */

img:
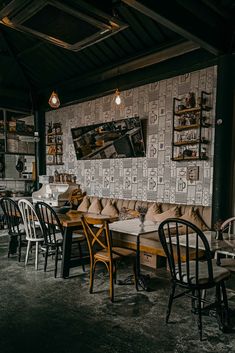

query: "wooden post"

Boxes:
[212, 55, 235, 227]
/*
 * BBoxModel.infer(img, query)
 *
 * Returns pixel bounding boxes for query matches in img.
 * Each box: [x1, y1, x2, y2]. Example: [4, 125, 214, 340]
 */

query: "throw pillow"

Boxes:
[87, 197, 102, 214]
[151, 206, 181, 222]
[77, 196, 90, 212]
[101, 200, 119, 217]
[119, 207, 139, 220]
[180, 207, 208, 231]
[145, 203, 162, 221]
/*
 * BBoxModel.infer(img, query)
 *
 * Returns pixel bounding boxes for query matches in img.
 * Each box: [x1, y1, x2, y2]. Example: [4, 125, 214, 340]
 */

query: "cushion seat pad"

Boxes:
[176, 259, 230, 285]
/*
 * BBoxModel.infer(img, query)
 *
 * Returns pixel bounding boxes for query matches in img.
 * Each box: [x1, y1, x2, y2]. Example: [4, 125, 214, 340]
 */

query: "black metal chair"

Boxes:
[215, 217, 235, 272]
[35, 201, 85, 277]
[0, 197, 27, 261]
[158, 218, 231, 340]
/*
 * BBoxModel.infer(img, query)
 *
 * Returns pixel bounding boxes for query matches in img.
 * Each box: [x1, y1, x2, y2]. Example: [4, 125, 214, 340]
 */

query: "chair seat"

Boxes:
[26, 227, 44, 242]
[72, 231, 85, 241]
[55, 233, 63, 241]
[9, 228, 26, 237]
[41, 232, 63, 246]
[219, 258, 235, 272]
[95, 249, 121, 261]
[95, 247, 135, 261]
[176, 260, 230, 285]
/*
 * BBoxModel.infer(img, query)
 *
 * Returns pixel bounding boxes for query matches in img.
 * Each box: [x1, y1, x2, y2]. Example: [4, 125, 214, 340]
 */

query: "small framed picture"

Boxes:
[187, 166, 199, 181]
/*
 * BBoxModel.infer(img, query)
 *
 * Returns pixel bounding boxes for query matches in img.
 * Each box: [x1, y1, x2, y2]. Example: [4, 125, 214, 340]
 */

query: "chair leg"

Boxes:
[78, 242, 85, 272]
[109, 262, 114, 302]
[191, 289, 196, 312]
[44, 247, 49, 272]
[35, 242, 39, 270]
[221, 281, 230, 328]
[18, 235, 22, 262]
[89, 260, 95, 294]
[8, 239, 11, 258]
[166, 282, 176, 323]
[25, 240, 31, 267]
[113, 262, 117, 284]
[216, 282, 229, 331]
[197, 289, 203, 341]
[201, 289, 207, 309]
[8, 235, 18, 257]
[54, 246, 59, 278]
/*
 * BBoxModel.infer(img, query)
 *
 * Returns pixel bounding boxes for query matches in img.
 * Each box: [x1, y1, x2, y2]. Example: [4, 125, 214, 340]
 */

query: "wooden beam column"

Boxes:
[212, 55, 235, 226]
[34, 110, 46, 188]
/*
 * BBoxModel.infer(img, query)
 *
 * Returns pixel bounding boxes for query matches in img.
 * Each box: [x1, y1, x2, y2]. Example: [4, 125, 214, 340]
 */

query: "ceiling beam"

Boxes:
[41, 40, 199, 94]
[201, 0, 231, 19]
[121, 0, 226, 55]
[0, 86, 32, 111]
[0, 29, 32, 89]
[0, 29, 36, 109]
[16, 42, 44, 59]
[40, 48, 216, 109]
[0, 87, 29, 99]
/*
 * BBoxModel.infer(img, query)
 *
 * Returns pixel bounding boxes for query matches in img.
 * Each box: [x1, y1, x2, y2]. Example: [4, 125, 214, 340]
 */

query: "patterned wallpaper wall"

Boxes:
[46, 66, 217, 206]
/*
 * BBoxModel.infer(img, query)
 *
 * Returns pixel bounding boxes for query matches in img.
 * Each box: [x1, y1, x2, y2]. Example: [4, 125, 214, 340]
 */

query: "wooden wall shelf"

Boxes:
[172, 91, 212, 161]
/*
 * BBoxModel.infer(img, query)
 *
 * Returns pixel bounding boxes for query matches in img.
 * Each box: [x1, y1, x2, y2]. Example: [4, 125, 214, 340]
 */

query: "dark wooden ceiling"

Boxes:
[0, 0, 234, 111]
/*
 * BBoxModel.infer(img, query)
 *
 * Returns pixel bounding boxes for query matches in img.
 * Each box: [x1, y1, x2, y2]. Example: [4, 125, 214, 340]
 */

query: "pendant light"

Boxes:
[114, 88, 121, 105]
[48, 91, 60, 109]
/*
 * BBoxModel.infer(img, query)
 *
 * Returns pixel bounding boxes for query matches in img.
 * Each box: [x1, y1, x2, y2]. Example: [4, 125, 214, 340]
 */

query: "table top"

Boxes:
[109, 218, 158, 236]
[170, 231, 235, 252]
[59, 211, 118, 228]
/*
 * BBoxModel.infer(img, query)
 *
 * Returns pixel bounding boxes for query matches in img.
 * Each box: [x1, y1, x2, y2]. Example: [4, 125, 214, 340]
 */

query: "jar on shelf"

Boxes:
[202, 147, 207, 158]
[185, 92, 196, 108]
[54, 169, 60, 182]
[189, 114, 197, 125]
[53, 123, 62, 134]
[178, 116, 186, 126]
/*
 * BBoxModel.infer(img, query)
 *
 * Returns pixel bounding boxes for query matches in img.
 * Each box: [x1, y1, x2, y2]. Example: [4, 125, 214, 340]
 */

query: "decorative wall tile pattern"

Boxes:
[46, 66, 217, 206]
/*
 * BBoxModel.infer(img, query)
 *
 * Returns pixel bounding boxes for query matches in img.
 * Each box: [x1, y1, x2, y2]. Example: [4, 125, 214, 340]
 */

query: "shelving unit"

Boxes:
[171, 91, 211, 161]
[46, 122, 63, 165]
[0, 108, 36, 192]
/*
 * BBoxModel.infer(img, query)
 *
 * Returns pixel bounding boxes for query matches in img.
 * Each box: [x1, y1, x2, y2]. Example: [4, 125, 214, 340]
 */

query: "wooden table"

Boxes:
[170, 231, 235, 252]
[109, 219, 159, 290]
[59, 212, 117, 278]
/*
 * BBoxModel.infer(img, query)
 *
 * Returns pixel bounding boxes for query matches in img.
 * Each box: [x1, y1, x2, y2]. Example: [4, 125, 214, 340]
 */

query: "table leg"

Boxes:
[61, 226, 73, 278]
[136, 234, 150, 291]
[136, 234, 140, 290]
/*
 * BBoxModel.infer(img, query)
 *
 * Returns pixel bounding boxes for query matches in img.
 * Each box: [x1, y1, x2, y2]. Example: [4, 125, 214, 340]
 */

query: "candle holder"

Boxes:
[137, 206, 148, 229]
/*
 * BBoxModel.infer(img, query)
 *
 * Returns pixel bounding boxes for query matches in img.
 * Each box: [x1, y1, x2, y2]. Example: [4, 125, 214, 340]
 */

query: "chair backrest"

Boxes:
[0, 197, 23, 236]
[220, 217, 235, 237]
[158, 218, 214, 288]
[18, 199, 43, 241]
[81, 216, 112, 261]
[35, 201, 64, 244]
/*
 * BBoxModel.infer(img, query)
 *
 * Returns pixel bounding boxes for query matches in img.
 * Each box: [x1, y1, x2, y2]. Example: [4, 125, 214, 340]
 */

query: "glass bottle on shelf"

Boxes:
[54, 169, 59, 182]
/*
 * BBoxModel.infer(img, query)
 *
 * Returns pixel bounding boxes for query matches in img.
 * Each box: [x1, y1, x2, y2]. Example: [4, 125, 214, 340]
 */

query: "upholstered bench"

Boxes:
[76, 195, 211, 270]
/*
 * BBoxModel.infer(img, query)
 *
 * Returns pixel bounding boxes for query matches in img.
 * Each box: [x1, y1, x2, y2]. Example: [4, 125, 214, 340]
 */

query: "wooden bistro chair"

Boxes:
[35, 201, 85, 277]
[81, 215, 136, 302]
[18, 199, 44, 270]
[0, 197, 27, 261]
[158, 218, 230, 340]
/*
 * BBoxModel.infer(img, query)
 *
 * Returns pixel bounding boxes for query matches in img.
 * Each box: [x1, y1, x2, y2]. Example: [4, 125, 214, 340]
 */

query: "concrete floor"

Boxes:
[1, 232, 235, 353]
